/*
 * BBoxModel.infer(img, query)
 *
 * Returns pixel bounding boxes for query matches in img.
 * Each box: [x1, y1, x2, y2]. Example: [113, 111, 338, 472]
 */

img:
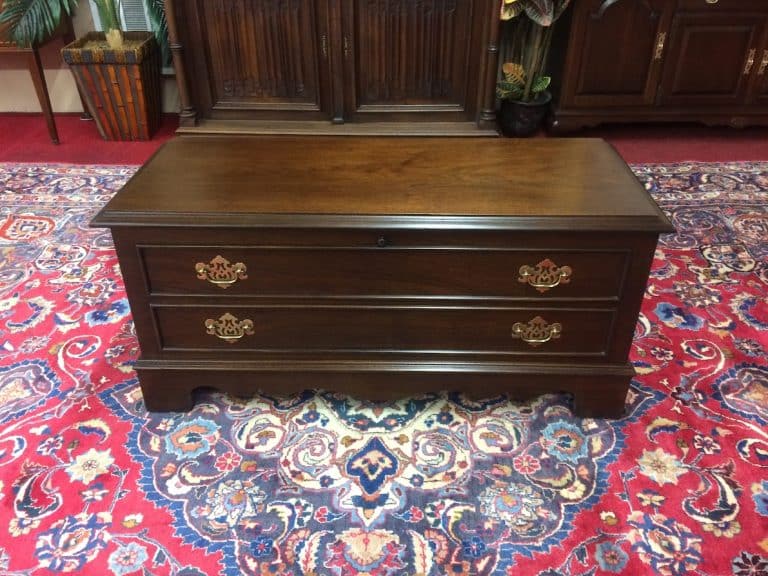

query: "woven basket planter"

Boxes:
[62, 31, 161, 141]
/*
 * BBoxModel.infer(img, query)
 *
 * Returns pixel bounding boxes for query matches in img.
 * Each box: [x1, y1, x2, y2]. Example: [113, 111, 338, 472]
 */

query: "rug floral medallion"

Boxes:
[0, 162, 766, 576]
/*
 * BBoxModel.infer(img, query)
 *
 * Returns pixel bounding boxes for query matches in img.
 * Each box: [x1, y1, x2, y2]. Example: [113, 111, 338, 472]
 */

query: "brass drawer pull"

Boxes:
[195, 255, 248, 288]
[518, 259, 572, 292]
[204, 313, 254, 343]
[512, 316, 562, 347]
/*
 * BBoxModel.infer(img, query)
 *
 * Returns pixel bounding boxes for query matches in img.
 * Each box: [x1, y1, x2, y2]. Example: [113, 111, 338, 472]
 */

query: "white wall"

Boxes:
[0, 4, 179, 114]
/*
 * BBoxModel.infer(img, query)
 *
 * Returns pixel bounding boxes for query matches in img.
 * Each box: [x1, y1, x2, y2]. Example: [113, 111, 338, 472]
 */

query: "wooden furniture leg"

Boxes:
[27, 46, 59, 144]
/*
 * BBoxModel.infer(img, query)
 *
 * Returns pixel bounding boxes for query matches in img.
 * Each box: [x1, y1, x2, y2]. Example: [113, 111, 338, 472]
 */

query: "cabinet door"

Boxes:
[559, 0, 670, 108]
[658, 12, 765, 106]
[341, 0, 482, 122]
[181, 0, 333, 120]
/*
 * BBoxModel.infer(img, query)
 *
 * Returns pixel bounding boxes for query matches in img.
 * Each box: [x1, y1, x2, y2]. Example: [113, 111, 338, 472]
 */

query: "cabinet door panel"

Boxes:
[560, 0, 668, 108]
[659, 13, 764, 106]
[182, 0, 332, 120]
[343, 0, 480, 121]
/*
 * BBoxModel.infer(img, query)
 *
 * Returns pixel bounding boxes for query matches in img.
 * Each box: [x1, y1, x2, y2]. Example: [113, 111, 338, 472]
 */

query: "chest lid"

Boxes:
[92, 136, 673, 232]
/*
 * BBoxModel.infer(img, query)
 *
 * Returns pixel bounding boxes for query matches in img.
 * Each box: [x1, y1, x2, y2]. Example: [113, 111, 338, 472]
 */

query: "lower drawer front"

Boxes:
[152, 305, 615, 356]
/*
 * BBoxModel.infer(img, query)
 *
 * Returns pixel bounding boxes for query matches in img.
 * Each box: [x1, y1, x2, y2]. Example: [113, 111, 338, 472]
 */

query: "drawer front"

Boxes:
[140, 246, 628, 299]
[152, 305, 616, 357]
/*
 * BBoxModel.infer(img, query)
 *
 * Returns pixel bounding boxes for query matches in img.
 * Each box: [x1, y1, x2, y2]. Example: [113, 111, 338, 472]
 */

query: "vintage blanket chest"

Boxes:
[91, 136, 673, 417]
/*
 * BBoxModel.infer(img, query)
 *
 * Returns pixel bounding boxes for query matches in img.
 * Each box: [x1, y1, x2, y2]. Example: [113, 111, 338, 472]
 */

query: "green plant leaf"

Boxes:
[0, 0, 76, 47]
[93, 0, 120, 33]
[531, 75, 551, 94]
[502, 62, 526, 86]
[145, 0, 170, 66]
[500, 2, 524, 21]
[523, 0, 555, 26]
[496, 81, 524, 101]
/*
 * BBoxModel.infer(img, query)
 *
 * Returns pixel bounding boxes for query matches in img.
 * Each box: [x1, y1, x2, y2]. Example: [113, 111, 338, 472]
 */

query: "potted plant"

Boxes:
[0, 0, 162, 140]
[497, 0, 572, 136]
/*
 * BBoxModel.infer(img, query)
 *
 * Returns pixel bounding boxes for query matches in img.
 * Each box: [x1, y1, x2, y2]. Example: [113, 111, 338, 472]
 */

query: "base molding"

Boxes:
[136, 358, 634, 419]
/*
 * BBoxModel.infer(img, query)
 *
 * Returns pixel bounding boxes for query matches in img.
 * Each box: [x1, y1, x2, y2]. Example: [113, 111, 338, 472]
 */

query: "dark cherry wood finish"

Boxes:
[553, 0, 768, 131]
[92, 137, 673, 418]
[164, 0, 500, 132]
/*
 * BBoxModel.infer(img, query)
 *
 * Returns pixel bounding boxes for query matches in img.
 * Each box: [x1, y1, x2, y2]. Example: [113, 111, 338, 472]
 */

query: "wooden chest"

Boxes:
[91, 136, 673, 417]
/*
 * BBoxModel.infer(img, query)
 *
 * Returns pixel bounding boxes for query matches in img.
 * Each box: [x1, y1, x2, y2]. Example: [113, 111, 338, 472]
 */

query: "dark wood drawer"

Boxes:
[140, 246, 628, 300]
[151, 304, 616, 357]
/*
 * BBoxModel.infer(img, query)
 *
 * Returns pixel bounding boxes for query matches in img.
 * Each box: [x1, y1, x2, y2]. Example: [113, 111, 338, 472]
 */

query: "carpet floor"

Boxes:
[0, 162, 766, 575]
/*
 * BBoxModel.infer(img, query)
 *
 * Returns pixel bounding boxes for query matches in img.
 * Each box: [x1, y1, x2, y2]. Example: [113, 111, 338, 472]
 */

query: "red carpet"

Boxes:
[582, 124, 768, 164]
[0, 114, 176, 164]
[0, 161, 766, 575]
[2, 113, 768, 164]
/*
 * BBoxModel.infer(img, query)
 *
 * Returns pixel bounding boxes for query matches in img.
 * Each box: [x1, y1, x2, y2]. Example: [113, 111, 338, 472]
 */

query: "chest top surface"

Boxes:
[92, 136, 673, 232]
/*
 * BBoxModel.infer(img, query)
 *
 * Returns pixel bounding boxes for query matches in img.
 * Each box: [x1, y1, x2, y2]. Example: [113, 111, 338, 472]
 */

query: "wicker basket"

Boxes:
[62, 31, 161, 141]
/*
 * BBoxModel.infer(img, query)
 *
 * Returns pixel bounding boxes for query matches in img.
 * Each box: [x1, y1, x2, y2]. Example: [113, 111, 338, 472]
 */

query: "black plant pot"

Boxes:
[498, 91, 552, 137]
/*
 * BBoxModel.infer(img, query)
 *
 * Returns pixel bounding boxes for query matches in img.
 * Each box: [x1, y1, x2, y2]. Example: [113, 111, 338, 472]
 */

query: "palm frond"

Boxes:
[144, 0, 170, 66]
[0, 0, 77, 47]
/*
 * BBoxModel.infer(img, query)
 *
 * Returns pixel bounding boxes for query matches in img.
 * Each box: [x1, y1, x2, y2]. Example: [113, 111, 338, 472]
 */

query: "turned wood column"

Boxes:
[479, 0, 502, 129]
[164, 0, 197, 126]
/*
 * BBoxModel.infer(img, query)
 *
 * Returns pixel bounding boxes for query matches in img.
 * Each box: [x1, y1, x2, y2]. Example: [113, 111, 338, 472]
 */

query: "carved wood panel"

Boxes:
[183, 0, 332, 118]
[169, 0, 498, 126]
[344, 0, 479, 119]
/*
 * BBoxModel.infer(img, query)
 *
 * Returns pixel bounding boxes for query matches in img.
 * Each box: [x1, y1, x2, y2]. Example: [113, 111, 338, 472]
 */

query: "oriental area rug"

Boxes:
[0, 162, 766, 576]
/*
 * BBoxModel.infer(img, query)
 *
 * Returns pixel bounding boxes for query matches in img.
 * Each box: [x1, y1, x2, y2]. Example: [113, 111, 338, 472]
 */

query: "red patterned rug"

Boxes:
[0, 162, 766, 576]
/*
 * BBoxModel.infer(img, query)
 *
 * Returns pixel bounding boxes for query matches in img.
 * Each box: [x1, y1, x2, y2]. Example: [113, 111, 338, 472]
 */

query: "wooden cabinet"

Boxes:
[165, 0, 500, 133]
[553, 0, 768, 131]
